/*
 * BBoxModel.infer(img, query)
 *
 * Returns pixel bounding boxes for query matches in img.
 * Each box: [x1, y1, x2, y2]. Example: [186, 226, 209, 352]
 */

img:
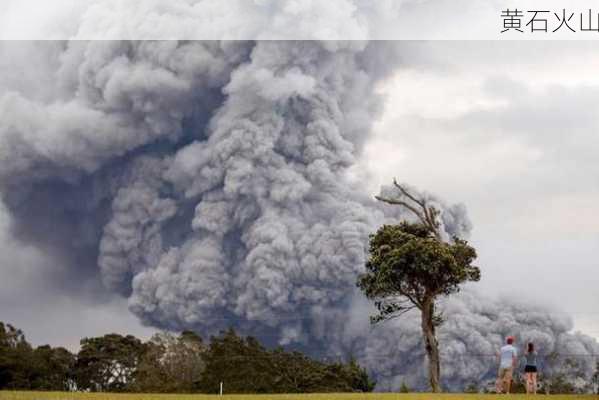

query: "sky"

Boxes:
[0, 200, 157, 348]
[354, 41, 599, 340]
[0, 40, 597, 351]
[4, 0, 599, 40]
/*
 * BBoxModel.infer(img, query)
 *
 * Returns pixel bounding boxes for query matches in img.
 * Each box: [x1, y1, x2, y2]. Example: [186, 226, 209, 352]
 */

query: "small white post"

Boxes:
[219, 381, 223, 396]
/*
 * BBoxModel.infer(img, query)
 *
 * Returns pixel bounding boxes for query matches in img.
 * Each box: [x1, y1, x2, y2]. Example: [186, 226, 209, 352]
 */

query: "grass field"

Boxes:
[1, 392, 597, 400]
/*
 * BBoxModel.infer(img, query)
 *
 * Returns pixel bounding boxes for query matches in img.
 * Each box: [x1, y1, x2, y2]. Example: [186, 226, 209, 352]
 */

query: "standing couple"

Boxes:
[496, 336, 538, 394]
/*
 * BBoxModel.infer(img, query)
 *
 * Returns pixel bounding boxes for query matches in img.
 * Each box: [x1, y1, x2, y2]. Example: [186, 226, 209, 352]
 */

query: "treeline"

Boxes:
[0, 322, 374, 393]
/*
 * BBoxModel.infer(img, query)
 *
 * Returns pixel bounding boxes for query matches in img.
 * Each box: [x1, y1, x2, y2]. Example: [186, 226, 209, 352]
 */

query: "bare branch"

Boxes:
[376, 179, 441, 240]
[393, 178, 426, 208]
[374, 195, 425, 221]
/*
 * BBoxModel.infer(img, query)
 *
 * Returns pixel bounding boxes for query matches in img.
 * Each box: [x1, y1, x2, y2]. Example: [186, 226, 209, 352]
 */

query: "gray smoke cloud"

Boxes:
[0, 40, 597, 391]
[339, 290, 599, 392]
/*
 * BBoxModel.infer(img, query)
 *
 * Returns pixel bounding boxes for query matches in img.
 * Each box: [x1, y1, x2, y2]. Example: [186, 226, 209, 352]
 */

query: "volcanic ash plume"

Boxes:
[340, 290, 599, 391]
[0, 40, 596, 391]
[0, 39, 396, 336]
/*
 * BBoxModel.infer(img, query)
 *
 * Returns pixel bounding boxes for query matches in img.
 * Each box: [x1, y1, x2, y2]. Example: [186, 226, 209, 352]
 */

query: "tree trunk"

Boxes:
[421, 298, 441, 392]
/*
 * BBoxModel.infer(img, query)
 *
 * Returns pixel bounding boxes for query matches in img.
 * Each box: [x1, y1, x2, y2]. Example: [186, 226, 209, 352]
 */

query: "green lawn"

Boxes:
[1, 392, 597, 400]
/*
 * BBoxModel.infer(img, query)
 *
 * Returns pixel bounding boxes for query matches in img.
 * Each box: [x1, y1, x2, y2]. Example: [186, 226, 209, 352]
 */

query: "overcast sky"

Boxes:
[355, 41, 599, 339]
[3, 0, 599, 40]
[0, 40, 598, 350]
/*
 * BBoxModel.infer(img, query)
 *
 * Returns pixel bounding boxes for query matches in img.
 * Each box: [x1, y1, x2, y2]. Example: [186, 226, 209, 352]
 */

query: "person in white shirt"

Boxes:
[496, 336, 518, 394]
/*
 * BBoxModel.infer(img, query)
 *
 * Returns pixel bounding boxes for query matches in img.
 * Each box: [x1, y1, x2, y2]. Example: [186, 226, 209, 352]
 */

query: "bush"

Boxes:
[399, 381, 410, 393]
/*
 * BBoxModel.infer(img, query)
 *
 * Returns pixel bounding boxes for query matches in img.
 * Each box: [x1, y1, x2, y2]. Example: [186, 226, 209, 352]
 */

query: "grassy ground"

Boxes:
[1, 392, 597, 400]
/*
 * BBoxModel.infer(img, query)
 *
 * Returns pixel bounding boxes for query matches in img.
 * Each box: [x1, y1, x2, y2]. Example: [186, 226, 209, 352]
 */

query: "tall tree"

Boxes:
[197, 329, 374, 394]
[198, 328, 274, 393]
[74, 333, 145, 392]
[30, 345, 75, 390]
[0, 322, 34, 389]
[357, 180, 480, 392]
[132, 331, 205, 392]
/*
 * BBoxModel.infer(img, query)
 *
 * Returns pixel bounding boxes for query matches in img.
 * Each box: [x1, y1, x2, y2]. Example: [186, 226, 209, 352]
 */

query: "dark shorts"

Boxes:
[524, 365, 537, 373]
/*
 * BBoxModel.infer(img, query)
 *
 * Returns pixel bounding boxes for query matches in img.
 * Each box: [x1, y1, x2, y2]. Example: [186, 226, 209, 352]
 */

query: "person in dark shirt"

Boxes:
[523, 342, 538, 394]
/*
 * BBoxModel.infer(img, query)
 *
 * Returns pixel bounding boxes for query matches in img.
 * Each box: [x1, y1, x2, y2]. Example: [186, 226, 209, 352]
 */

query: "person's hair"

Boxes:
[506, 337, 513, 344]
[528, 342, 534, 353]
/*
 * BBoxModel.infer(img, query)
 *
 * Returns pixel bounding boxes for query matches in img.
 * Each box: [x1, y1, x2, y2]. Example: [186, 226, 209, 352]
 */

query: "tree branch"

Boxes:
[376, 179, 441, 240]
[371, 301, 417, 324]
[374, 196, 426, 222]
[390, 282, 423, 309]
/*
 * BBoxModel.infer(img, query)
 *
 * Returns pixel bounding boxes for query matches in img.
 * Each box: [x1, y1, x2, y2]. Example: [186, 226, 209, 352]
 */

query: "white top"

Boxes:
[500, 344, 517, 368]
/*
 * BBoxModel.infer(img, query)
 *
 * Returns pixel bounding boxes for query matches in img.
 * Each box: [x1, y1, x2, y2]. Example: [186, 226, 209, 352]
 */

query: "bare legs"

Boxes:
[495, 371, 513, 394]
[504, 376, 512, 394]
[526, 372, 537, 394]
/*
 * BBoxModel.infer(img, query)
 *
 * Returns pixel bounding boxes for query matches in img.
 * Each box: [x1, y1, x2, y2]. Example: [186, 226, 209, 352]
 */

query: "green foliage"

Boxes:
[0, 322, 33, 389]
[29, 345, 75, 391]
[345, 357, 376, 393]
[198, 329, 374, 394]
[198, 328, 272, 393]
[0, 322, 75, 391]
[0, 322, 373, 394]
[131, 331, 205, 393]
[399, 381, 410, 393]
[357, 212, 480, 393]
[358, 222, 480, 324]
[74, 333, 145, 392]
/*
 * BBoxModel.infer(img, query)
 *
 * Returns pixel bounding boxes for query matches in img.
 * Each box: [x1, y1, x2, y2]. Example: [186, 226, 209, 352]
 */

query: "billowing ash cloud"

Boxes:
[0, 40, 596, 391]
[338, 290, 599, 391]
